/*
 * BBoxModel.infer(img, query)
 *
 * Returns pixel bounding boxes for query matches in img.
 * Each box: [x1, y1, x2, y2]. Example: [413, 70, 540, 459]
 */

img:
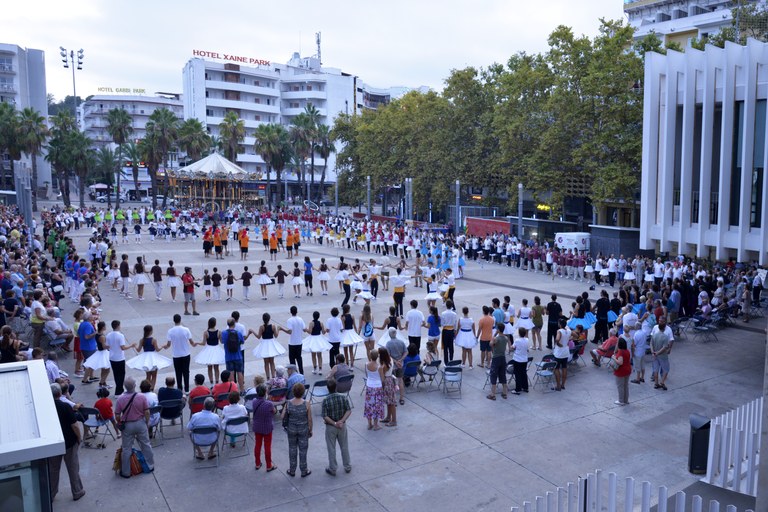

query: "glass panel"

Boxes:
[751, 100, 765, 228]
[730, 101, 744, 226]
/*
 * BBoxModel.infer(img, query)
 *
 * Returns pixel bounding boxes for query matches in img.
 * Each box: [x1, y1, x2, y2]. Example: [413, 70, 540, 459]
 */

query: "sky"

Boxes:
[5, 0, 626, 102]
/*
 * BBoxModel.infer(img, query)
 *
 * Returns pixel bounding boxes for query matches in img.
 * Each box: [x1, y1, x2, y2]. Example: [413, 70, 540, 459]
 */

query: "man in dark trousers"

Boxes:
[545, 294, 562, 350]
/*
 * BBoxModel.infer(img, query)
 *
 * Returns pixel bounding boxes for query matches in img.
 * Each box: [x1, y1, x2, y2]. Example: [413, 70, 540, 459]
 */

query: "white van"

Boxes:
[554, 232, 590, 252]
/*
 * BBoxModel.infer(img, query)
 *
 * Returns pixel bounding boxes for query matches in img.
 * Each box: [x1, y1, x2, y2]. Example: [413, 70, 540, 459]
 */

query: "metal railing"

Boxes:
[511, 469, 754, 512]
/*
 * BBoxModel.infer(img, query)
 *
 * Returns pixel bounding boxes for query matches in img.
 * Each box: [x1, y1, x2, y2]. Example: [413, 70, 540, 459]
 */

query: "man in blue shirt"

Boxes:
[221, 318, 244, 389]
[285, 364, 305, 399]
[187, 397, 221, 460]
[77, 320, 98, 384]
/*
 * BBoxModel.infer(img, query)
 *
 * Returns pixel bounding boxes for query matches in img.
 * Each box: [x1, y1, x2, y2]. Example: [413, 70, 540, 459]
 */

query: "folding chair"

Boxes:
[669, 317, 692, 340]
[215, 392, 231, 413]
[418, 359, 441, 391]
[692, 320, 719, 343]
[147, 405, 163, 447]
[268, 387, 288, 414]
[441, 366, 462, 398]
[159, 399, 184, 441]
[221, 416, 249, 458]
[308, 380, 330, 406]
[336, 374, 355, 407]
[525, 356, 535, 375]
[243, 392, 258, 424]
[190, 426, 220, 468]
[403, 360, 421, 393]
[191, 394, 209, 412]
[80, 407, 116, 449]
[532, 361, 557, 391]
[569, 341, 588, 367]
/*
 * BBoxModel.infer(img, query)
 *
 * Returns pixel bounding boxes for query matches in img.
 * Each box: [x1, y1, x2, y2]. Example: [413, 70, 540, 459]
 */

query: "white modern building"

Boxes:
[639, 39, 768, 264]
[183, 51, 424, 191]
[81, 93, 183, 147]
[0, 43, 50, 190]
[625, 0, 765, 46]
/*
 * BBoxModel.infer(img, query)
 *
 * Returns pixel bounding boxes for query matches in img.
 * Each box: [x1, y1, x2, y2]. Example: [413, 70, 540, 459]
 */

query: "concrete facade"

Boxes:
[639, 39, 768, 264]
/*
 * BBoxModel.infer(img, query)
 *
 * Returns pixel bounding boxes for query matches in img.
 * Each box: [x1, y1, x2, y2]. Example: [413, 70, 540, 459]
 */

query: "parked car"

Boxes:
[143, 195, 176, 207]
[96, 192, 127, 203]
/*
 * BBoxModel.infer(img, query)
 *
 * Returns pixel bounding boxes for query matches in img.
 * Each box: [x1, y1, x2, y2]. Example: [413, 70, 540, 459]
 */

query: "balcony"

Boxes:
[204, 80, 279, 97]
[207, 98, 280, 114]
[281, 90, 327, 101]
[0, 84, 16, 93]
[0, 64, 14, 74]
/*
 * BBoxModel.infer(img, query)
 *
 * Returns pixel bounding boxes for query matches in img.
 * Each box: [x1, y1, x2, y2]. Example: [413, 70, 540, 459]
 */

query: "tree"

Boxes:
[47, 95, 83, 117]
[147, 108, 179, 208]
[65, 130, 93, 208]
[331, 113, 366, 208]
[302, 103, 321, 200]
[0, 102, 21, 190]
[105, 108, 133, 209]
[218, 111, 244, 163]
[139, 126, 163, 210]
[178, 118, 210, 163]
[270, 126, 293, 207]
[290, 113, 313, 199]
[17, 108, 49, 211]
[45, 111, 76, 206]
[254, 123, 294, 210]
[123, 141, 142, 200]
[694, 1, 768, 48]
[315, 124, 336, 199]
[94, 146, 118, 208]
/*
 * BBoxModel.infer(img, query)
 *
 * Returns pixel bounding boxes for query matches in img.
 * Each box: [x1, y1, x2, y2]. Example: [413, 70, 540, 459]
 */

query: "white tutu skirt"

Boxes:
[584, 265, 594, 273]
[167, 276, 182, 288]
[83, 350, 111, 370]
[350, 281, 363, 291]
[334, 273, 346, 282]
[257, 275, 272, 285]
[624, 271, 636, 281]
[291, 276, 303, 286]
[127, 351, 172, 371]
[503, 322, 516, 335]
[644, 273, 655, 282]
[134, 274, 150, 286]
[425, 291, 442, 301]
[107, 269, 120, 279]
[252, 339, 285, 359]
[195, 344, 226, 366]
[455, 329, 478, 349]
[340, 329, 363, 347]
[377, 330, 406, 348]
[302, 334, 332, 353]
[517, 317, 535, 330]
[438, 284, 449, 293]
[318, 272, 330, 281]
[358, 291, 374, 300]
[599, 269, 610, 276]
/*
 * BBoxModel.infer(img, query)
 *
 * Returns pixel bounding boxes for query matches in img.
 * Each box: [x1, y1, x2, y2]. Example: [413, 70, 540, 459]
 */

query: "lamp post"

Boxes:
[366, 175, 371, 221]
[59, 47, 84, 125]
[517, 183, 523, 241]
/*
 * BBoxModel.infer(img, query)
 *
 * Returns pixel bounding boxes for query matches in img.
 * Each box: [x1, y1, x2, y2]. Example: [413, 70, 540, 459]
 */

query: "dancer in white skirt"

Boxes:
[290, 262, 303, 298]
[83, 320, 112, 387]
[166, 260, 182, 303]
[454, 307, 478, 368]
[133, 256, 150, 301]
[376, 306, 405, 348]
[251, 312, 285, 380]
[424, 276, 442, 309]
[339, 304, 363, 366]
[256, 261, 272, 300]
[107, 261, 120, 292]
[302, 311, 332, 374]
[317, 258, 331, 295]
[516, 299, 536, 331]
[195, 317, 224, 384]
[126, 324, 172, 390]
[358, 304, 376, 360]
[355, 274, 375, 305]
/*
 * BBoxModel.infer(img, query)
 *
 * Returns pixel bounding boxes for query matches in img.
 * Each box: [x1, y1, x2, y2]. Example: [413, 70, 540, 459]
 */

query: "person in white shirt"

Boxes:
[325, 308, 344, 367]
[282, 306, 307, 375]
[232, 310, 248, 374]
[221, 390, 249, 446]
[405, 300, 426, 351]
[106, 320, 134, 395]
[164, 314, 196, 393]
[439, 301, 458, 363]
[510, 328, 530, 394]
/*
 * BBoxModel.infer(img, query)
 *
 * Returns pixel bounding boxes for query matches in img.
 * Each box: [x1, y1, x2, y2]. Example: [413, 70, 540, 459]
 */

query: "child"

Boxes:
[202, 269, 212, 301]
[273, 264, 288, 299]
[291, 262, 303, 298]
[211, 267, 222, 301]
[225, 269, 235, 301]
[73, 309, 85, 377]
[240, 266, 252, 301]
[91, 386, 120, 442]
[133, 222, 142, 243]
[121, 223, 129, 244]
[110, 224, 118, 244]
[148, 222, 157, 242]
[419, 340, 440, 382]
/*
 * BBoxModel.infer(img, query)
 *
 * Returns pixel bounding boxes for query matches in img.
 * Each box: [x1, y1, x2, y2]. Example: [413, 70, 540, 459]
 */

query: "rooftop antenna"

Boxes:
[316, 32, 321, 64]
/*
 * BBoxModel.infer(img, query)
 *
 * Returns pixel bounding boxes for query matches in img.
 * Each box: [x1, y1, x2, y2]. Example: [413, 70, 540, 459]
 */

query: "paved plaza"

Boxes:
[49, 220, 767, 512]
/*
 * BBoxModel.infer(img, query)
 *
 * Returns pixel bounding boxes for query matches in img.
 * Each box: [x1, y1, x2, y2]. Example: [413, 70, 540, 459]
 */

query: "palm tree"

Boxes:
[271, 126, 293, 206]
[207, 134, 223, 156]
[17, 108, 49, 211]
[123, 141, 142, 201]
[178, 118, 210, 163]
[254, 124, 292, 210]
[0, 102, 21, 191]
[147, 108, 179, 208]
[315, 124, 336, 201]
[105, 108, 133, 209]
[218, 111, 245, 163]
[65, 130, 92, 208]
[45, 112, 76, 206]
[95, 146, 118, 208]
[290, 113, 312, 199]
[139, 126, 163, 210]
[302, 104, 321, 200]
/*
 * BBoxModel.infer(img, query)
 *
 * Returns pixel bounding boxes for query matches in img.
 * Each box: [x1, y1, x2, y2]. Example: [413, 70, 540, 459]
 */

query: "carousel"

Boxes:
[167, 153, 262, 210]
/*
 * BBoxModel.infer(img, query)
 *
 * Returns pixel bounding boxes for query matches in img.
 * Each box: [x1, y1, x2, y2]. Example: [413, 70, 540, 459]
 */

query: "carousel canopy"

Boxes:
[171, 153, 260, 181]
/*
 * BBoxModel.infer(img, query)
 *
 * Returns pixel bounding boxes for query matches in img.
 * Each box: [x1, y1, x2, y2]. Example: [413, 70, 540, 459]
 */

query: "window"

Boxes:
[307, 85, 312, 91]
[205, 91, 209, 98]
[254, 115, 261, 121]
[254, 98, 260, 104]
[206, 109, 214, 117]
[290, 102, 299, 108]
[729, 101, 744, 226]
[751, 100, 766, 228]
[254, 80, 260, 86]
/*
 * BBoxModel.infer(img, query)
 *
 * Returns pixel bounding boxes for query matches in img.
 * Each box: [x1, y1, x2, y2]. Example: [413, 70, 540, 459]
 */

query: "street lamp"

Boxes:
[59, 47, 84, 124]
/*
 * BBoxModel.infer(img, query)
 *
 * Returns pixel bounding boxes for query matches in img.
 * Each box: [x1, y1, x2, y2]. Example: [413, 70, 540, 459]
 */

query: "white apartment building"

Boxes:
[183, 51, 423, 186]
[81, 93, 183, 148]
[639, 39, 768, 264]
[0, 43, 50, 189]
[625, 0, 765, 47]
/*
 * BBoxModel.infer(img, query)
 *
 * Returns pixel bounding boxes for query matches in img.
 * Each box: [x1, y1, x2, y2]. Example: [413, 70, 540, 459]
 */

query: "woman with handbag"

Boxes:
[282, 382, 312, 477]
[611, 337, 632, 406]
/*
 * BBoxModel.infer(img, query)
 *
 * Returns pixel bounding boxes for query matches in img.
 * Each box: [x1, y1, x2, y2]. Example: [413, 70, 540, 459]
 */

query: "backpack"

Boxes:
[226, 329, 240, 353]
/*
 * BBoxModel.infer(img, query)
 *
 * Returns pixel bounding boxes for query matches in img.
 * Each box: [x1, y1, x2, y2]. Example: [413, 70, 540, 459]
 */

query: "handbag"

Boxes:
[112, 448, 143, 476]
[117, 393, 138, 432]
[282, 407, 290, 431]
[607, 356, 620, 371]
